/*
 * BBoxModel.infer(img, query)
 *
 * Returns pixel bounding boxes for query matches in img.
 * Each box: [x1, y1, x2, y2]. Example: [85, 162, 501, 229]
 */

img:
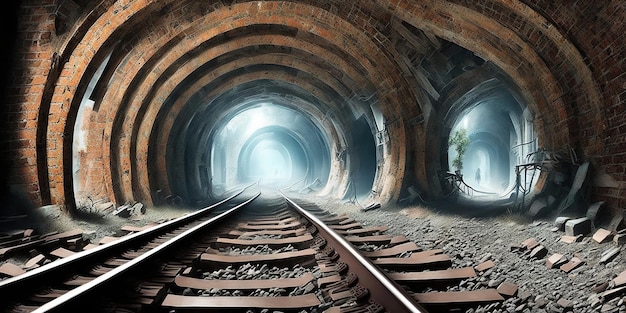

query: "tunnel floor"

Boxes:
[1, 193, 624, 312]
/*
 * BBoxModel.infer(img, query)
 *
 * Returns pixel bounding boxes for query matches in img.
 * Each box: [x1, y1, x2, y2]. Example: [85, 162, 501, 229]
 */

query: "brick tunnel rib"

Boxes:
[2, 0, 623, 215]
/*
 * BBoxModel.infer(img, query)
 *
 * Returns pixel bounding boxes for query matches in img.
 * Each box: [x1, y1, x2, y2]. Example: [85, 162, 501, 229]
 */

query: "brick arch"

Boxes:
[88, 3, 419, 206]
[382, 0, 607, 153]
[151, 69, 356, 204]
[113, 37, 374, 204]
[172, 83, 350, 204]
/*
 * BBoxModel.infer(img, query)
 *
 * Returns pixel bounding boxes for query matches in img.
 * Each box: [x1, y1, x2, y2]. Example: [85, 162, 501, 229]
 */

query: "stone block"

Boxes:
[565, 217, 591, 236]
[593, 228, 613, 243]
[497, 281, 518, 297]
[555, 217, 571, 231]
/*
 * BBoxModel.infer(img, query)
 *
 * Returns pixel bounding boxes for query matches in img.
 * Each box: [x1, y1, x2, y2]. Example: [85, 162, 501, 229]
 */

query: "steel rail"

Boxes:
[32, 191, 260, 312]
[281, 191, 428, 313]
[0, 184, 254, 300]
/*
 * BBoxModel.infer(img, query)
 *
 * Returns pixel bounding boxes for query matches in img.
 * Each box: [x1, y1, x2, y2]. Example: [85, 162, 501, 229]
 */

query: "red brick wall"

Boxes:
[3, 0, 626, 210]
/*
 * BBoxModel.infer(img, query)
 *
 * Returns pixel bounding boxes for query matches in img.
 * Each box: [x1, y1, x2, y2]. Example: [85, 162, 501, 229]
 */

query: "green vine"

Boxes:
[448, 128, 470, 173]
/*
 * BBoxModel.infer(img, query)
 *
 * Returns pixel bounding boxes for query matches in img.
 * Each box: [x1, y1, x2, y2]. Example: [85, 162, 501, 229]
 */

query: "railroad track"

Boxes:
[1, 188, 508, 313]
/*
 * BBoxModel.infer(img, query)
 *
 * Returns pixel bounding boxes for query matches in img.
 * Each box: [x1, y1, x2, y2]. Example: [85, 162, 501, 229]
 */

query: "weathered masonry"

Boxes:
[1, 1, 625, 220]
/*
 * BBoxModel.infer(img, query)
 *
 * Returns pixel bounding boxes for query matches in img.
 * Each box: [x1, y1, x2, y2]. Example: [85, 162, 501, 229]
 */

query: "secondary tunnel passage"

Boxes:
[443, 80, 539, 201]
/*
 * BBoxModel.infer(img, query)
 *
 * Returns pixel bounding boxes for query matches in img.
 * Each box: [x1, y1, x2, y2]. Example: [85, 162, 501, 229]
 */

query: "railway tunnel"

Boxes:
[1, 1, 625, 226]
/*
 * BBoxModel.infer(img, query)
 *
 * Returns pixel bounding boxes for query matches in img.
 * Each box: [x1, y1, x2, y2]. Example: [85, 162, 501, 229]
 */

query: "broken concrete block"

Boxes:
[555, 216, 571, 231]
[529, 245, 548, 259]
[600, 247, 620, 264]
[565, 217, 592, 236]
[593, 228, 613, 243]
[560, 235, 583, 243]
[497, 281, 518, 297]
[546, 253, 568, 269]
[560, 257, 584, 273]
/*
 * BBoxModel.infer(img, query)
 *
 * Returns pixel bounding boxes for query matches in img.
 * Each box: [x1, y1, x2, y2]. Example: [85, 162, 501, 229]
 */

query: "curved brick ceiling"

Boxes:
[2, 0, 624, 213]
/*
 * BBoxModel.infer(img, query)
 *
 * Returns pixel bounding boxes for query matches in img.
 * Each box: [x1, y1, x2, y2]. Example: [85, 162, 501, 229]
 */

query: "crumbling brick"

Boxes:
[546, 253, 567, 269]
[560, 257, 584, 273]
[592, 228, 613, 243]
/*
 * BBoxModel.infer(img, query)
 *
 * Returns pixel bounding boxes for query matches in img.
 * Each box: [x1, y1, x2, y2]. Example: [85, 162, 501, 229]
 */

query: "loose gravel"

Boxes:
[297, 195, 626, 313]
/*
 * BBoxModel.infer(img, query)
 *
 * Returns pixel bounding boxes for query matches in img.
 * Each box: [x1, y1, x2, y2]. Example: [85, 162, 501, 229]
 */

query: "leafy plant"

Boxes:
[448, 128, 470, 172]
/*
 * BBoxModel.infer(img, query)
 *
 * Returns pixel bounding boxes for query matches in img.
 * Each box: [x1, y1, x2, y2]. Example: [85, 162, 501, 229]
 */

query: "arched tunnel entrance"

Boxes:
[180, 103, 333, 202]
[444, 80, 539, 202]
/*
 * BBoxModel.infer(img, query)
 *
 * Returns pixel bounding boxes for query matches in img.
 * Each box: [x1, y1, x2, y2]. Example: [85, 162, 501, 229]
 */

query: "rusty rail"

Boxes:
[281, 191, 428, 312]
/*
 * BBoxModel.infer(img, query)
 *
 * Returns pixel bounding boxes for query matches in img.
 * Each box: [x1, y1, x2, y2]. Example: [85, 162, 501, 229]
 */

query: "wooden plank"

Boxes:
[345, 235, 393, 245]
[335, 226, 388, 236]
[213, 234, 313, 248]
[329, 223, 363, 230]
[237, 221, 303, 231]
[373, 253, 451, 269]
[227, 228, 308, 237]
[361, 242, 421, 258]
[162, 294, 321, 309]
[174, 273, 315, 290]
[387, 267, 476, 282]
[413, 289, 504, 304]
[200, 249, 317, 264]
